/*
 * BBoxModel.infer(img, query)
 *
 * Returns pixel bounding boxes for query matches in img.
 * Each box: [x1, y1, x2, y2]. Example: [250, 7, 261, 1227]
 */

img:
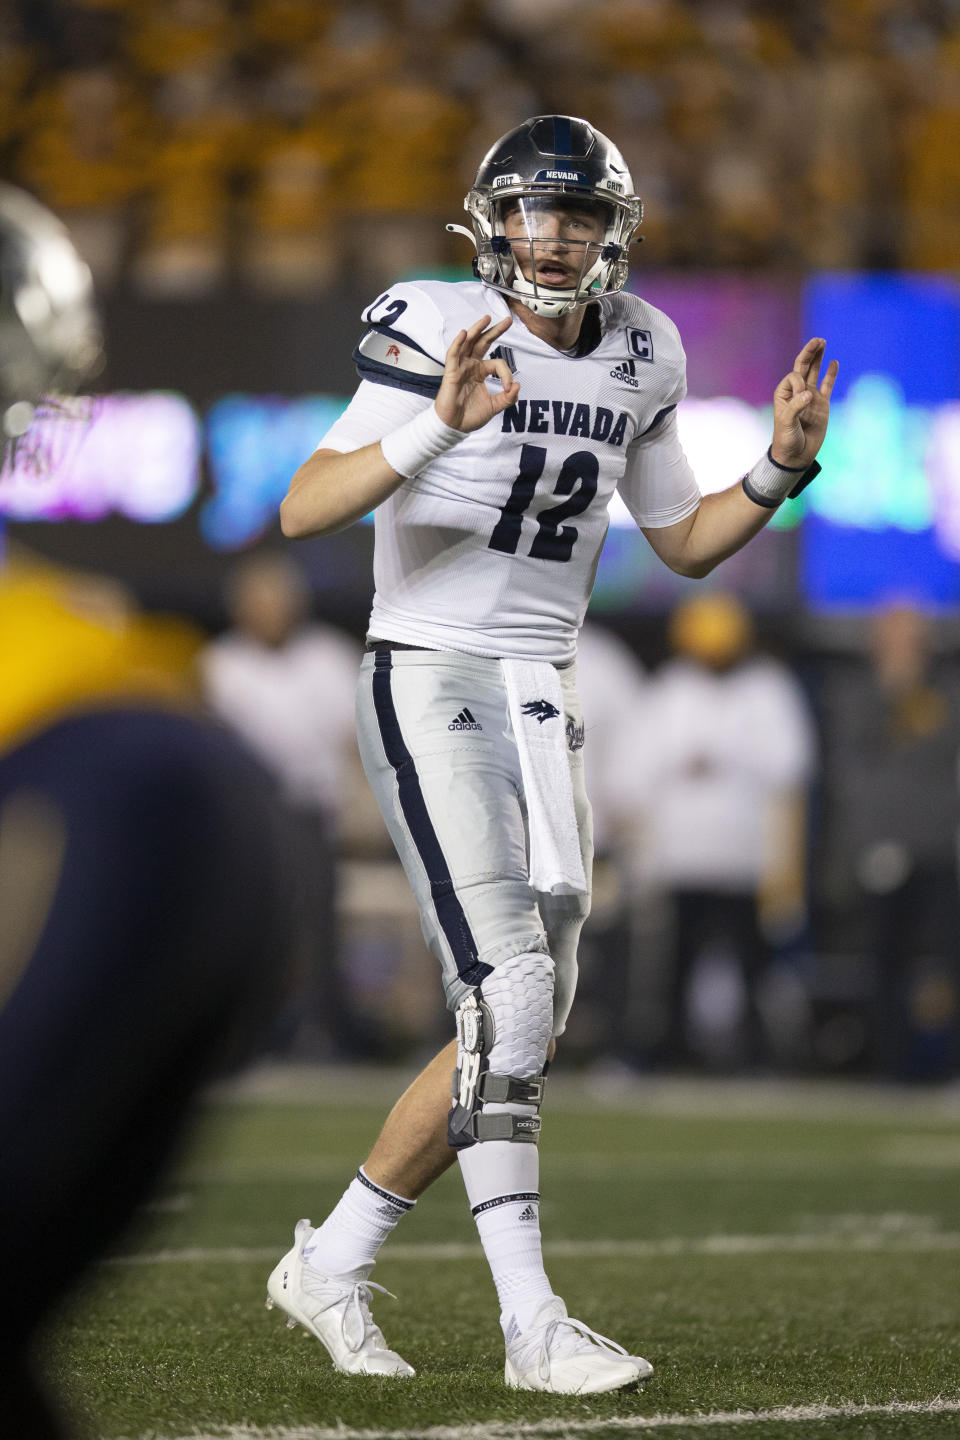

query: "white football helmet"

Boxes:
[0, 184, 102, 446]
[449, 115, 642, 318]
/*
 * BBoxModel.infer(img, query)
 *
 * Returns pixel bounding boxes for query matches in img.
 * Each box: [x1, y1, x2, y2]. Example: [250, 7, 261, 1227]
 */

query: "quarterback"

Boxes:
[273, 115, 837, 1393]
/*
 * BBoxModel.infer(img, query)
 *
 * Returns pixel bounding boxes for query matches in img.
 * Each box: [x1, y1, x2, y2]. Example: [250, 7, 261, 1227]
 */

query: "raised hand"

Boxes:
[434, 315, 521, 432]
[771, 338, 839, 470]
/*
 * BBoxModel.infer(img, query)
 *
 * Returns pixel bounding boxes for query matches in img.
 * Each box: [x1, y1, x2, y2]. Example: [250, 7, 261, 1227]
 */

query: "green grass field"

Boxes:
[43, 1066, 960, 1440]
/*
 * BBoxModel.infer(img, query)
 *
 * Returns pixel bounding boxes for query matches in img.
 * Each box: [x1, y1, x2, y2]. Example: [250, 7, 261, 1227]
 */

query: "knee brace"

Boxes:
[447, 951, 554, 1149]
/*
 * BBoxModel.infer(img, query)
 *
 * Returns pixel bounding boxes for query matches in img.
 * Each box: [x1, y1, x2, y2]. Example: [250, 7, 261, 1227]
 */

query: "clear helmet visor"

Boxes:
[494, 193, 617, 242]
[495, 194, 615, 287]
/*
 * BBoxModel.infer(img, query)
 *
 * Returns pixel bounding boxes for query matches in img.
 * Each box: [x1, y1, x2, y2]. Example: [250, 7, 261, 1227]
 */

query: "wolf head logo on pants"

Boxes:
[521, 700, 560, 724]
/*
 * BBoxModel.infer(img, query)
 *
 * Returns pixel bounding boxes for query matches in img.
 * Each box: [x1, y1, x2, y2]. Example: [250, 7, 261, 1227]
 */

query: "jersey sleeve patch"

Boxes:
[353, 327, 445, 397]
[354, 283, 448, 396]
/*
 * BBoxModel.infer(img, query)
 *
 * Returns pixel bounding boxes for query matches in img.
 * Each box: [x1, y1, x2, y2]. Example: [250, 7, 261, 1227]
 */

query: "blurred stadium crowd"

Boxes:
[3, 0, 960, 294]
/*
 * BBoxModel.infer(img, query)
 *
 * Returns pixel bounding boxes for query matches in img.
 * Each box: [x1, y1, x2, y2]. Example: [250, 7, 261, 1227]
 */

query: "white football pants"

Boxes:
[355, 648, 592, 1037]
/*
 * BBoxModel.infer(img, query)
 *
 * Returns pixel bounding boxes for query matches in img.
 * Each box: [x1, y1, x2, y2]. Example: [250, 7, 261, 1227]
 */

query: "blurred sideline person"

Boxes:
[820, 602, 960, 1081]
[201, 551, 366, 1058]
[575, 621, 648, 861]
[272, 114, 837, 1392]
[634, 593, 817, 1069]
[0, 185, 287, 1439]
[564, 620, 648, 1063]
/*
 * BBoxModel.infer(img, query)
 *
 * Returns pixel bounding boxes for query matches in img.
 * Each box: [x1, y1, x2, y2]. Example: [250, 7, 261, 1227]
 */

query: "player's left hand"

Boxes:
[770, 338, 838, 470]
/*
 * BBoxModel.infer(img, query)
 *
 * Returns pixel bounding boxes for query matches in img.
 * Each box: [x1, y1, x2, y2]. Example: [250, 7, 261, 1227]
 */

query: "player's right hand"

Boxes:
[434, 315, 521, 432]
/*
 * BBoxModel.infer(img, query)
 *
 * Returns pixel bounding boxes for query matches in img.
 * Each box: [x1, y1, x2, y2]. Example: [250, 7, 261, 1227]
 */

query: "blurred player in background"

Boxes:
[562, 620, 650, 1066]
[272, 114, 837, 1393]
[636, 592, 817, 1070]
[201, 551, 364, 1058]
[821, 601, 960, 1080]
[0, 184, 288, 1439]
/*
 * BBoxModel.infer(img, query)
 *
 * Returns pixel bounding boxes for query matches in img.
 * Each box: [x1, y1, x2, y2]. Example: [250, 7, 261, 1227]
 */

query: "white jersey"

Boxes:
[319, 279, 701, 663]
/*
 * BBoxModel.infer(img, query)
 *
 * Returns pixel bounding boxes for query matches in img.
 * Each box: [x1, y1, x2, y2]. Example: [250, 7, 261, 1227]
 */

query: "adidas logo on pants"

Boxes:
[449, 708, 482, 731]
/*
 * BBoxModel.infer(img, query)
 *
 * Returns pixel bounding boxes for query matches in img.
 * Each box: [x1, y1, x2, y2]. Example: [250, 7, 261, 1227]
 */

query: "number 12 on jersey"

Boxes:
[488, 444, 599, 563]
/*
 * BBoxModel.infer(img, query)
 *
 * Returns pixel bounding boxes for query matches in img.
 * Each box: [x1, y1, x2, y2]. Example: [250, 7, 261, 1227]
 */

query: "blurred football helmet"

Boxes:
[0, 184, 102, 445]
[449, 115, 642, 318]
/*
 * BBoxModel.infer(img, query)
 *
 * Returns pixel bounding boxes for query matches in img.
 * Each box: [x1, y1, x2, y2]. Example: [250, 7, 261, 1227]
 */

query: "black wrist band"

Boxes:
[787, 459, 821, 499]
[765, 446, 822, 499]
[766, 445, 807, 473]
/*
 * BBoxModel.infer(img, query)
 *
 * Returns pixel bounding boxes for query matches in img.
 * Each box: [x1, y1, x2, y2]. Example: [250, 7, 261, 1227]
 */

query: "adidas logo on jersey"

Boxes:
[610, 358, 641, 389]
[517, 1204, 538, 1222]
[449, 707, 482, 731]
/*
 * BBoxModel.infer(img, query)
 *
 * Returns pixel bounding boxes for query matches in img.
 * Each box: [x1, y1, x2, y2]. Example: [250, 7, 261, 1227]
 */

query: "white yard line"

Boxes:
[209, 1063, 960, 1122]
[107, 1230, 960, 1267]
[176, 1153, 874, 1184]
[128, 1396, 960, 1440]
[882, 1135, 960, 1167]
[174, 1145, 960, 1186]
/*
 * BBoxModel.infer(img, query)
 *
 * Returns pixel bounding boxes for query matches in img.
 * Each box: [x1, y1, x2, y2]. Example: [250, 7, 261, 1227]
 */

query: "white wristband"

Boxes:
[741, 447, 819, 508]
[379, 405, 467, 478]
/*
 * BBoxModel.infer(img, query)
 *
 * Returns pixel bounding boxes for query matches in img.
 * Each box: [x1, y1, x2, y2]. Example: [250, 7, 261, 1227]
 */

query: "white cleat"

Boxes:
[265, 1219, 415, 1378]
[503, 1296, 653, 1394]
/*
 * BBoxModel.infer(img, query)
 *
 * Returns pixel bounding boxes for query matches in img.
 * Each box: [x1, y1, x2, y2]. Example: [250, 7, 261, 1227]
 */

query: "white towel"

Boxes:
[502, 658, 587, 896]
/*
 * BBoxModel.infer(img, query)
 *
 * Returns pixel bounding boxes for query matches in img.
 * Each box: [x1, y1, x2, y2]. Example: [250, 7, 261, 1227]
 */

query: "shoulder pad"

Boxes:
[354, 282, 448, 397]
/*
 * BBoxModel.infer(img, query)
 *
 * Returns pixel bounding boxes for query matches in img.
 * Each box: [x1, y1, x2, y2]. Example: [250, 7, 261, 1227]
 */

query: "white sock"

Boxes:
[457, 1121, 554, 1333]
[302, 1167, 415, 1280]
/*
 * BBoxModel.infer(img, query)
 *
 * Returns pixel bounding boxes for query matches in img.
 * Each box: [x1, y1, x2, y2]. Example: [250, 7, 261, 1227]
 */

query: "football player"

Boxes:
[273, 114, 837, 1392]
[0, 186, 288, 1438]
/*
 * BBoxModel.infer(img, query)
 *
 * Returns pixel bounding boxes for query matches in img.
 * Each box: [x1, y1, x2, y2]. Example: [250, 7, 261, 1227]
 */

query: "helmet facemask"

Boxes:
[461, 184, 640, 317]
